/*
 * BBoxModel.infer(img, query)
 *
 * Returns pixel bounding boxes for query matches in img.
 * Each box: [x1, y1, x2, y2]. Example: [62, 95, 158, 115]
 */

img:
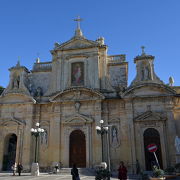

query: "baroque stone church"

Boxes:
[0, 21, 180, 173]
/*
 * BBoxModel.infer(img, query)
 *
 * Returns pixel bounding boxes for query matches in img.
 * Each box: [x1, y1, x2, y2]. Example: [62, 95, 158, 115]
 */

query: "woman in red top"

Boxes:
[118, 161, 127, 180]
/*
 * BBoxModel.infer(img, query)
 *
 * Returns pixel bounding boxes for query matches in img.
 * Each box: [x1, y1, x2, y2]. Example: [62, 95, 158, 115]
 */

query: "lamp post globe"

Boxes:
[31, 122, 44, 176]
[96, 120, 111, 179]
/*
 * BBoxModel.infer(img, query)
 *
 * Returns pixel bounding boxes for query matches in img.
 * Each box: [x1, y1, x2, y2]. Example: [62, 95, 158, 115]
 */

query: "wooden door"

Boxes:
[69, 130, 86, 167]
[144, 128, 163, 170]
[3, 134, 17, 171]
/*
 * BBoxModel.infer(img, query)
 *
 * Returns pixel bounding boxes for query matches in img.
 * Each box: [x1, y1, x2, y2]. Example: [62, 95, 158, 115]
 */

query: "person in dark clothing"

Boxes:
[71, 164, 80, 180]
[118, 161, 127, 180]
[136, 159, 140, 175]
[17, 163, 23, 176]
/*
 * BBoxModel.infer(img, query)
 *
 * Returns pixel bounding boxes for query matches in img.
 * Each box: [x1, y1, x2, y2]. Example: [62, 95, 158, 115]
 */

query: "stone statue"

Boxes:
[41, 129, 48, 145]
[141, 68, 144, 81]
[13, 75, 20, 89]
[144, 66, 150, 80]
[169, 76, 174, 86]
[112, 126, 119, 147]
[175, 136, 180, 154]
[36, 87, 42, 96]
[74, 102, 81, 113]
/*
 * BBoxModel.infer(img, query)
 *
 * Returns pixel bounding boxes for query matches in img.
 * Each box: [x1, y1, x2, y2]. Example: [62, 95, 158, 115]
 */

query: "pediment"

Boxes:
[49, 88, 104, 102]
[63, 113, 93, 124]
[134, 111, 166, 122]
[55, 37, 99, 50]
[0, 93, 36, 104]
[122, 83, 176, 98]
[0, 117, 26, 126]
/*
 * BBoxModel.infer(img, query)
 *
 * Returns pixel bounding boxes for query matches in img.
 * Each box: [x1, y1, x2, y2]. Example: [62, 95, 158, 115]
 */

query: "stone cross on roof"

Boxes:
[141, 46, 146, 55]
[16, 57, 21, 67]
[74, 16, 83, 29]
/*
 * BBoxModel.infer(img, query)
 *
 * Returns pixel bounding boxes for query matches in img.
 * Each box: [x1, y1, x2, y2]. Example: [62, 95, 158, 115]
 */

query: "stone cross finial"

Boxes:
[16, 57, 21, 67]
[141, 46, 145, 55]
[74, 16, 83, 29]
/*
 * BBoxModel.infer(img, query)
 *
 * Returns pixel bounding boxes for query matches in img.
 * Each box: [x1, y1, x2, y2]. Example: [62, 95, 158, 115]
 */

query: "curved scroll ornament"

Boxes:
[111, 126, 120, 148]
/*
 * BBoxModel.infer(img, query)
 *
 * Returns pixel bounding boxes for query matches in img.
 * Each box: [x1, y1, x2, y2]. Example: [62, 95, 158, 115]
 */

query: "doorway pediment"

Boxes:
[134, 111, 166, 122]
[63, 113, 93, 125]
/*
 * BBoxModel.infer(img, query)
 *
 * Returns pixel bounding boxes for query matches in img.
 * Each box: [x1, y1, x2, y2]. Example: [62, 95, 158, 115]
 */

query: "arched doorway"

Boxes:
[69, 130, 86, 167]
[2, 134, 17, 171]
[144, 128, 163, 170]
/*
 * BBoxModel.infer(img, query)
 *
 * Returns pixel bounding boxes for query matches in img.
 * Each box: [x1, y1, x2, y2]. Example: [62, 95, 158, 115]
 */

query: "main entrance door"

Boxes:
[144, 128, 163, 170]
[69, 130, 86, 167]
[3, 134, 17, 171]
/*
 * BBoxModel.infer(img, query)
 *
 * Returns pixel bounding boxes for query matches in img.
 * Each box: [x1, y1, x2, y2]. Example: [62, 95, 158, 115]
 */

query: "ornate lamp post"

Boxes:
[30, 122, 44, 176]
[96, 120, 111, 179]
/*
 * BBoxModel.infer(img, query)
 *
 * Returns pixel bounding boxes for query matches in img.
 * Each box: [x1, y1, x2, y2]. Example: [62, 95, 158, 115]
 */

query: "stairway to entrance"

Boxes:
[56, 168, 95, 176]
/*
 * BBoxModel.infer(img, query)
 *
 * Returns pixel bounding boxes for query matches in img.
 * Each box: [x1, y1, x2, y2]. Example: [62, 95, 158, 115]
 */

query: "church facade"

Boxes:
[0, 25, 180, 172]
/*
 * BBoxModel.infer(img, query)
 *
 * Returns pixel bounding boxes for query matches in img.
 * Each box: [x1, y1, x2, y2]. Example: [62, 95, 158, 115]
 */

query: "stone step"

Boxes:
[53, 168, 95, 176]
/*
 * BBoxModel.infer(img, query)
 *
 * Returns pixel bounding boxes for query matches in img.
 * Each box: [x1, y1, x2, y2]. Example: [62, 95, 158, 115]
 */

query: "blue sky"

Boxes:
[0, 0, 180, 87]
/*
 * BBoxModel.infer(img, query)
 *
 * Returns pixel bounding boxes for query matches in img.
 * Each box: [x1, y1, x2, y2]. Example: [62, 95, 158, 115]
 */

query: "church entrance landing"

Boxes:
[69, 130, 86, 167]
[2, 134, 17, 171]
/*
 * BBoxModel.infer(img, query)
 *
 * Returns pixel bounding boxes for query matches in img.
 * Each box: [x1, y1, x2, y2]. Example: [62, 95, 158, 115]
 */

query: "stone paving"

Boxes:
[0, 173, 120, 180]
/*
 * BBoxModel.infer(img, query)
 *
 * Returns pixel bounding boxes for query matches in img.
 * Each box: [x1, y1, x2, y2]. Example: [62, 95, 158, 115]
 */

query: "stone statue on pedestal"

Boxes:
[175, 136, 180, 154]
[12, 75, 20, 89]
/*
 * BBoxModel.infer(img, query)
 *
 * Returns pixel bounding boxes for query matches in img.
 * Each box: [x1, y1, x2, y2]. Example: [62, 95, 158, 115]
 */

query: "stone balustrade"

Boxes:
[32, 62, 52, 72]
[108, 55, 126, 64]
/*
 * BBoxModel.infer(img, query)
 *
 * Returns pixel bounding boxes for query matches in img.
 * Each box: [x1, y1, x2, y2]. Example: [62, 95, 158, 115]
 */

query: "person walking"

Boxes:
[118, 161, 127, 180]
[11, 163, 17, 176]
[71, 164, 80, 180]
[55, 163, 59, 174]
[136, 159, 141, 175]
[17, 163, 23, 176]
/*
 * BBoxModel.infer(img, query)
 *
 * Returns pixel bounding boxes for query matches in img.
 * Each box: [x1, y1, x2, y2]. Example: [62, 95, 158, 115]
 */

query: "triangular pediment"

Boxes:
[54, 37, 99, 51]
[63, 113, 93, 124]
[0, 116, 26, 126]
[0, 93, 36, 104]
[134, 111, 166, 122]
[49, 87, 104, 102]
[122, 83, 176, 98]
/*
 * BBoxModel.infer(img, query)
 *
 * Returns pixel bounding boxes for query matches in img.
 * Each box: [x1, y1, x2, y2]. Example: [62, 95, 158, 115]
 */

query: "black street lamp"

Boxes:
[96, 120, 111, 179]
[30, 122, 44, 176]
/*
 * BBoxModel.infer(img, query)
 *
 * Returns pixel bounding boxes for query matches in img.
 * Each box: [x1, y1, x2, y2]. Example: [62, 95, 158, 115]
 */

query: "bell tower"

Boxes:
[130, 46, 163, 86]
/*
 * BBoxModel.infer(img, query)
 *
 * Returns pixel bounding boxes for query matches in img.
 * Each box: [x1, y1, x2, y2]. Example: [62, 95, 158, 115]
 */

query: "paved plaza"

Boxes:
[0, 173, 120, 180]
